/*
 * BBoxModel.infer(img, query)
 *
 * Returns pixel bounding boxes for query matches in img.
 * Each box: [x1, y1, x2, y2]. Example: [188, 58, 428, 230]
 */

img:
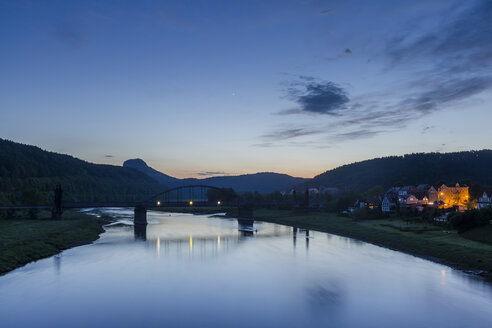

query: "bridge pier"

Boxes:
[134, 205, 147, 225]
[134, 224, 147, 241]
[238, 205, 254, 221]
[52, 184, 63, 219]
[237, 204, 254, 233]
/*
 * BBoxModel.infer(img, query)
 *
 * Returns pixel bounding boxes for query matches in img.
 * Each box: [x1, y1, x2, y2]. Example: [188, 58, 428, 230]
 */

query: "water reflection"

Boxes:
[1, 209, 491, 328]
[53, 254, 61, 275]
[134, 223, 147, 241]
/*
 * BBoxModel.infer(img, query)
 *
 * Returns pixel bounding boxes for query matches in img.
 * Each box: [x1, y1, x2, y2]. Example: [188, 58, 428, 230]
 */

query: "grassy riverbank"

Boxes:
[0, 212, 105, 275]
[254, 209, 492, 280]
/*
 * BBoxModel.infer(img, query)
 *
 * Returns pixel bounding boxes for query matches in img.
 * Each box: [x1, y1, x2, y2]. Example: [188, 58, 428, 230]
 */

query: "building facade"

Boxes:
[437, 183, 469, 207]
[477, 192, 492, 209]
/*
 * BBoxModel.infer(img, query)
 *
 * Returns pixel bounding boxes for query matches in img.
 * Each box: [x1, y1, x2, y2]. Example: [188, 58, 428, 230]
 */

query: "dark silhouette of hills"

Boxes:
[123, 159, 179, 186]
[308, 150, 492, 192]
[123, 158, 307, 193]
[0, 139, 163, 204]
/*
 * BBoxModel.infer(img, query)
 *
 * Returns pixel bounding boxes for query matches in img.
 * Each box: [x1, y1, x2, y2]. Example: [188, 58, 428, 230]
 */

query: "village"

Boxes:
[350, 183, 492, 216]
[297, 183, 492, 216]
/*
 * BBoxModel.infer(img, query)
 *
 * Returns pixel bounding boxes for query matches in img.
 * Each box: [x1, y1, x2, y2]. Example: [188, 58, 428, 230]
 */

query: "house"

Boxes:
[434, 213, 450, 224]
[318, 186, 340, 196]
[438, 183, 469, 207]
[398, 186, 413, 196]
[398, 194, 419, 206]
[415, 184, 430, 191]
[427, 186, 438, 203]
[364, 197, 381, 210]
[386, 186, 401, 195]
[477, 192, 492, 209]
[308, 188, 319, 196]
[382, 196, 396, 212]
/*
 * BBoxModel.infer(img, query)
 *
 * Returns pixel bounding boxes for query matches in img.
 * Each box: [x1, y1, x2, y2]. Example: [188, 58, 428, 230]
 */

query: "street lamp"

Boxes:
[217, 200, 221, 205]
[189, 200, 193, 206]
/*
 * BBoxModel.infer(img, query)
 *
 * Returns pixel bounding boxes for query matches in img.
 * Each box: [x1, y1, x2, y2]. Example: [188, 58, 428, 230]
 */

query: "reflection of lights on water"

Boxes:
[157, 237, 160, 256]
[189, 236, 193, 253]
[218, 235, 221, 249]
[441, 269, 447, 286]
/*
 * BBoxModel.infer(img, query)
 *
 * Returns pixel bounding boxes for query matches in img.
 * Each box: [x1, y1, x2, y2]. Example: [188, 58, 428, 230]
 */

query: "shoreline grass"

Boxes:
[0, 211, 105, 275]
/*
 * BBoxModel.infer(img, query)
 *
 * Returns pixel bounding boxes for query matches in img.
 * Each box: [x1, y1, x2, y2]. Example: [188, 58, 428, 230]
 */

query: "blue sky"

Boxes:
[1, 0, 491, 178]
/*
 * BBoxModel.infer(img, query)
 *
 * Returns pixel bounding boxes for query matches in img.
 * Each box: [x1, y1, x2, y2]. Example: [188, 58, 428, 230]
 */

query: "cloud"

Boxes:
[330, 129, 383, 142]
[322, 48, 353, 61]
[54, 22, 86, 48]
[261, 128, 322, 141]
[197, 171, 229, 177]
[387, 0, 492, 73]
[421, 126, 434, 134]
[399, 76, 492, 114]
[281, 78, 349, 115]
[260, 1, 492, 148]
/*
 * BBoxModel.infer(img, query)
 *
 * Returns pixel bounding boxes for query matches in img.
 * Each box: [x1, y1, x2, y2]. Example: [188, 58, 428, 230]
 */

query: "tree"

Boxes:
[21, 187, 46, 205]
[365, 185, 384, 198]
[207, 188, 237, 203]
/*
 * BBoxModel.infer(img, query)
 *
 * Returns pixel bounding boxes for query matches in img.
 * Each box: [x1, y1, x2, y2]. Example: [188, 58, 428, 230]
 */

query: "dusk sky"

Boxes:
[1, 0, 491, 178]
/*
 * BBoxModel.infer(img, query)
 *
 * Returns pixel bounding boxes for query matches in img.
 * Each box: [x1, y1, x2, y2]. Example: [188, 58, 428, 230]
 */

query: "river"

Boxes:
[1, 208, 491, 327]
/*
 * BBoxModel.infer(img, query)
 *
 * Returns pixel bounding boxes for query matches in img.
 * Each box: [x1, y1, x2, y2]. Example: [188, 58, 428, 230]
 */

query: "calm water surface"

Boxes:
[1, 208, 491, 328]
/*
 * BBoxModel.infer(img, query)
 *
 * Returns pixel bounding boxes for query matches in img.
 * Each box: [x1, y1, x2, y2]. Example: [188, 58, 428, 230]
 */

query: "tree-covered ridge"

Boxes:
[0, 139, 164, 205]
[309, 150, 492, 192]
[124, 158, 307, 193]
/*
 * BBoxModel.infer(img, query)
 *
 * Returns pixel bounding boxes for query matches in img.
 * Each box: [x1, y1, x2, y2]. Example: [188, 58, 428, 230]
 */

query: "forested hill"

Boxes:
[0, 139, 163, 205]
[308, 150, 492, 192]
[124, 158, 307, 193]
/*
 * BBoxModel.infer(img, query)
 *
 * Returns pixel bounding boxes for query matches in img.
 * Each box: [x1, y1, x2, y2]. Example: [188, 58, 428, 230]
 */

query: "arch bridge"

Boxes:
[0, 185, 284, 225]
[134, 184, 250, 225]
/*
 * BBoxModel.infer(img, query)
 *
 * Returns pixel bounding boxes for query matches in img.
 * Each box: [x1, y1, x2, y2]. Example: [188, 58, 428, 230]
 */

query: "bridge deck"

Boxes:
[0, 200, 292, 211]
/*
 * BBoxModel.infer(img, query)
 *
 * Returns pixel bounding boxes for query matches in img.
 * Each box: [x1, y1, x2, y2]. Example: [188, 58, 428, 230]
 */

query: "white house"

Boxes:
[382, 196, 396, 212]
[477, 192, 492, 209]
[318, 186, 340, 196]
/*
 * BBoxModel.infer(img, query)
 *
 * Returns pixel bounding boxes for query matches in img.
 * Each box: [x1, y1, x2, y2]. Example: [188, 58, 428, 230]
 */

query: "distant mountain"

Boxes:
[307, 150, 492, 192]
[0, 139, 163, 205]
[123, 158, 307, 193]
[123, 159, 179, 186]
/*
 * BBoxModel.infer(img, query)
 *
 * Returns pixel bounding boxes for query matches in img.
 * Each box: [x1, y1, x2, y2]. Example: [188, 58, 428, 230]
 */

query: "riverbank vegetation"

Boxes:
[0, 211, 105, 275]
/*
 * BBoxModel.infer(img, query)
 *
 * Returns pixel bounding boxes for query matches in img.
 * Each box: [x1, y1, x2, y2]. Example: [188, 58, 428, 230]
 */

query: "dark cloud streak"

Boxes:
[281, 78, 349, 115]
